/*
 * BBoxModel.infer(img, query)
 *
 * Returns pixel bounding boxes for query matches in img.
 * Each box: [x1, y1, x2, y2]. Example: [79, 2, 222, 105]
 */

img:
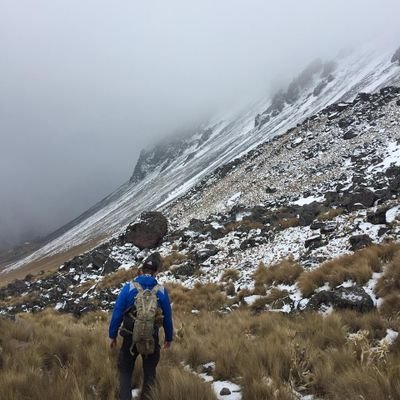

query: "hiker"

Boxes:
[109, 252, 173, 400]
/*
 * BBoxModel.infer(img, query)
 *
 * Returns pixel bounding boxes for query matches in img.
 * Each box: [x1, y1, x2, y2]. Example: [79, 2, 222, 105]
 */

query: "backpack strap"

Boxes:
[133, 281, 143, 292]
[151, 284, 161, 295]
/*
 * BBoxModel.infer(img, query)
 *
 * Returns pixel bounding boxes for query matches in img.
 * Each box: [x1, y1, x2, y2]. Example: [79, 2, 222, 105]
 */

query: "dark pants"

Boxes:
[118, 336, 160, 400]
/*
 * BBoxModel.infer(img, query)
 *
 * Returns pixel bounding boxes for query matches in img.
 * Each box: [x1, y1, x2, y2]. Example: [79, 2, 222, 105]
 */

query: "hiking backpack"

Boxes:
[121, 282, 163, 356]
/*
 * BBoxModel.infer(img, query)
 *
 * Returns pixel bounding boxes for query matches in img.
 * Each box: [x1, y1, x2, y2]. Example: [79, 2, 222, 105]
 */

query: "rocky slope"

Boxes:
[3, 43, 400, 273]
[2, 85, 400, 317]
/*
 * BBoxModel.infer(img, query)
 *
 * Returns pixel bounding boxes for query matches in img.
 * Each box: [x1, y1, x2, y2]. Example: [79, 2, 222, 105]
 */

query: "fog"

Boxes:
[0, 0, 399, 249]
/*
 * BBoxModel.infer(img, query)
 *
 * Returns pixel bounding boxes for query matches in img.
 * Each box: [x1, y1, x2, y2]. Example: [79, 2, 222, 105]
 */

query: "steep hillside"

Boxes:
[3, 43, 400, 275]
[2, 86, 400, 315]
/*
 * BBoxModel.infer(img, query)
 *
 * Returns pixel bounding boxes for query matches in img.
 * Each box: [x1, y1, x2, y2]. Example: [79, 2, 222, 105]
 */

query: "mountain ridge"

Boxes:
[2, 42, 400, 275]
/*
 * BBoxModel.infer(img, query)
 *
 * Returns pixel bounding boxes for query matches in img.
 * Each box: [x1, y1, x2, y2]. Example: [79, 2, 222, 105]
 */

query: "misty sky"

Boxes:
[1, 0, 400, 248]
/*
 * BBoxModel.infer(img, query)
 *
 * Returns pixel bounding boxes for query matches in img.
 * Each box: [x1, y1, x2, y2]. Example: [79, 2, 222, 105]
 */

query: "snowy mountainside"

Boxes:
[2, 86, 400, 316]
[4, 43, 400, 273]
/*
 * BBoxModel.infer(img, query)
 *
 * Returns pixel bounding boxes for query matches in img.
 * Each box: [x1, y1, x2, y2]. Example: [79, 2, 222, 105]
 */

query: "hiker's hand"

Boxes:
[110, 338, 117, 349]
[164, 341, 172, 349]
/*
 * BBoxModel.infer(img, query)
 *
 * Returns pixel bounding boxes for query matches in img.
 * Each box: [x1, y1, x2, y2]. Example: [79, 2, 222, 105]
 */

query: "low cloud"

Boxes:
[0, 0, 399, 248]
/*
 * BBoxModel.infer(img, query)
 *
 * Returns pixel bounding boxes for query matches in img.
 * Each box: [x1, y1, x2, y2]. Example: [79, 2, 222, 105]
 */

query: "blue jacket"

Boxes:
[109, 274, 173, 342]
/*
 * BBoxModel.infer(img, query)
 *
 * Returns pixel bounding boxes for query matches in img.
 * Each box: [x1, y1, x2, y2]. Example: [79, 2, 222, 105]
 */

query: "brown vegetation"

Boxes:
[97, 267, 138, 290]
[162, 252, 187, 269]
[297, 244, 400, 297]
[3, 243, 400, 399]
[317, 208, 343, 221]
[1, 291, 400, 399]
[220, 268, 240, 282]
[254, 258, 304, 288]
[224, 219, 264, 233]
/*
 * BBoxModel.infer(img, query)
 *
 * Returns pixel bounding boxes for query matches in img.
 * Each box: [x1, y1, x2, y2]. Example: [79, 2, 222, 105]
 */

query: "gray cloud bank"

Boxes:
[0, 0, 400, 249]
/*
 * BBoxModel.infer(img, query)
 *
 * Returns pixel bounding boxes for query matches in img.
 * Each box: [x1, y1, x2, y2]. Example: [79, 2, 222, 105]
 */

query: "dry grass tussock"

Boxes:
[298, 244, 400, 297]
[317, 208, 343, 221]
[220, 268, 240, 282]
[0, 310, 117, 400]
[224, 219, 264, 233]
[254, 258, 303, 289]
[273, 217, 300, 229]
[1, 291, 400, 399]
[162, 252, 187, 269]
[250, 289, 291, 312]
[167, 282, 228, 313]
[97, 267, 138, 290]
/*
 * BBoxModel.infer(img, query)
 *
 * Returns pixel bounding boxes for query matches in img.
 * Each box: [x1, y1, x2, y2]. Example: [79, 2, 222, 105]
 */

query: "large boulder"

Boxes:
[341, 189, 377, 211]
[306, 286, 374, 312]
[125, 212, 168, 250]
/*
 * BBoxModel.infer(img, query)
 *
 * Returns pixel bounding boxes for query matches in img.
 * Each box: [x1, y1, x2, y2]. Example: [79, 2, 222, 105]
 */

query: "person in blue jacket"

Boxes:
[109, 252, 173, 400]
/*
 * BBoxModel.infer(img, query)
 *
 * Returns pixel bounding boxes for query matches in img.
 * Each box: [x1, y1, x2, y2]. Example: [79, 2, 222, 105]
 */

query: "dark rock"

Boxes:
[310, 221, 325, 230]
[209, 226, 225, 240]
[193, 244, 219, 262]
[265, 186, 277, 194]
[356, 92, 371, 102]
[343, 130, 358, 140]
[61, 301, 98, 317]
[367, 208, 387, 225]
[320, 223, 337, 235]
[240, 238, 259, 250]
[349, 234, 373, 251]
[298, 203, 325, 226]
[125, 211, 168, 249]
[385, 166, 400, 178]
[220, 388, 231, 396]
[188, 218, 205, 233]
[103, 258, 121, 274]
[173, 262, 199, 277]
[338, 117, 355, 129]
[306, 286, 374, 312]
[6, 280, 27, 295]
[378, 227, 389, 236]
[324, 191, 341, 206]
[90, 250, 108, 269]
[389, 175, 400, 193]
[305, 236, 323, 250]
[341, 189, 377, 210]
[391, 46, 400, 65]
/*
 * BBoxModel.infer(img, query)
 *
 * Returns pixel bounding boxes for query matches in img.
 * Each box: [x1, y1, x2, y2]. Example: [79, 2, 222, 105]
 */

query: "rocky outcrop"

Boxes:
[392, 47, 400, 65]
[125, 212, 168, 249]
[306, 286, 374, 312]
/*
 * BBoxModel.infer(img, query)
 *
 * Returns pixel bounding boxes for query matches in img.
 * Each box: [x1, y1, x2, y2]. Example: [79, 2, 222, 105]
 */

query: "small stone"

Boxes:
[220, 387, 231, 396]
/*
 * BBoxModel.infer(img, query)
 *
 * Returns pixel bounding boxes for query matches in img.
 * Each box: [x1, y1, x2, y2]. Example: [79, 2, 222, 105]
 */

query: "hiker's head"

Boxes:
[140, 252, 162, 275]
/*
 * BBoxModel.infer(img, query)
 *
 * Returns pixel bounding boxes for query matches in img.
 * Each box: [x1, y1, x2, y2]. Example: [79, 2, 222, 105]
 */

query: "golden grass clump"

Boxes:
[97, 267, 138, 289]
[249, 289, 291, 313]
[167, 283, 227, 313]
[297, 245, 397, 297]
[162, 252, 187, 269]
[220, 268, 240, 282]
[375, 251, 400, 298]
[254, 258, 304, 287]
[149, 366, 217, 400]
[317, 208, 343, 221]
[0, 310, 118, 400]
[274, 217, 300, 229]
[224, 219, 264, 233]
